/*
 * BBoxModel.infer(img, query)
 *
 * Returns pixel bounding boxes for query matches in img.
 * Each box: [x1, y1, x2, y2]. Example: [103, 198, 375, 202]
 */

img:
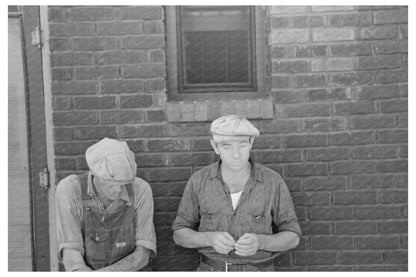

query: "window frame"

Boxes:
[165, 6, 266, 101]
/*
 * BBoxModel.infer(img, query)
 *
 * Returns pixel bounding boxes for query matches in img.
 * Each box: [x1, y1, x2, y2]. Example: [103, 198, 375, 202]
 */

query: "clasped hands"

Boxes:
[206, 232, 260, 256]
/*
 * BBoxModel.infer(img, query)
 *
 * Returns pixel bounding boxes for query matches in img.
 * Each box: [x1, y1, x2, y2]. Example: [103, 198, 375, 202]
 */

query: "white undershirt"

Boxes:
[230, 191, 243, 210]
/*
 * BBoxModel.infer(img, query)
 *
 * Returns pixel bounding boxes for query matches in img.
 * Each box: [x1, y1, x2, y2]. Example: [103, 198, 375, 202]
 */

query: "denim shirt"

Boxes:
[172, 161, 301, 262]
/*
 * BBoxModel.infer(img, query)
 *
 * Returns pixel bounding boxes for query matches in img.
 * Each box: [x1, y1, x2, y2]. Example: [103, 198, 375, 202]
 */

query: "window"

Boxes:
[166, 6, 266, 101]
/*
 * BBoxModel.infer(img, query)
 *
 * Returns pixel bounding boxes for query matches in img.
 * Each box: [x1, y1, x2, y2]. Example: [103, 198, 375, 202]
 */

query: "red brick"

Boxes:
[73, 37, 117, 51]
[55, 158, 75, 170]
[49, 38, 72, 52]
[53, 127, 73, 141]
[121, 124, 164, 138]
[359, 85, 400, 99]
[144, 21, 164, 34]
[120, 94, 153, 108]
[334, 221, 377, 235]
[168, 122, 211, 136]
[295, 45, 327, 58]
[270, 29, 309, 44]
[395, 174, 407, 188]
[311, 57, 354, 71]
[75, 66, 118, 80]
[271, 16, 289, 28]
[49, 22, 94, 37]
[374, 69, 408, 84]
[121, 36, 164, 49]
[331, 72, 373, 86]
[52, 81, 97, 95]
[121, 64, 165, 78]
[330, 131, 374, 146]
[285, 178, 302, 192]
[286, 134, 327, 148]
[146, 109, 165, 122]
[53, 96, 72, 110]
[53, 111, 97, 126]
[296, 74, 327, 88]
[54, 141, 93, 155]
[374, 9, 408, 24]
[71, 7, 115, 21]
[310, 207, 353, 220]
[375, 41, 408, 54]
[300, 221, 331, 235]
[329, 12, 372, 26]
[381, 190, 407, 204]
[97, 22, 143, 36]
[358, 55, 402, 70]
[149, 183, 168, 197]
[312, 236, 354, 249]
[397, 114, 407, 128]
[294, 251, 337, 265]
[252, 135, 282, 149]
[351, 115, 395, 129]
[312, 6, 354, 12]
[334, 101, 376, 115]
[147, 168, 191, 182]
[286, 103, 331, 117]
[376, 130, 407, 144]
[356, 235, 400, 249]
[380, 99, 408, 113]
[48, 7, 69, 22]
[340, 251, 383, 264]
[135, 153, 165, 167]
[273, 60, 310, 73]
[73, 126, 117, 140]
[351, 174, 394, 189]
[384, 250, 408, 264]
[292, 16, 325, 28]
[74, 96, 116, 109]
[97, 51, 147, 65]
[357, 26, 398, 40]
[355, 206, 402, 220]
[190, 138, 212, 151]
[375, 160, 407, 173]
[253, 150, 302, 163]
[120, 6, 162, 20]
[149, 49, 165, 63]
[307, 88, 348, 101]
[287, 163, 328, 177]
[305, 148, 349, 161]
[169, 182, 187, 196]
[125, 140, 145, 152]
[351, 145, 397, 159]
[303, 176, 346, 191]
[378, 220, 407, 234]
[334, 191, 377, 205]
[169, 152, 215, 166]
[101, 80, 144, 94]
[313, 27, 355, 42]
[100, 110, 145, 124]
[154, 197, 181, 211]
[331, 161, 376, 175]
[291, 192, 331, 205]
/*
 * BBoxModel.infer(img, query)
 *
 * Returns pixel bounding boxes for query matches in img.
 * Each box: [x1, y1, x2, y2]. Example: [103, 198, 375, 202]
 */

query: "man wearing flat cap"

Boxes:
[56, 137, 156, 271]
[172, 115, 301, 271]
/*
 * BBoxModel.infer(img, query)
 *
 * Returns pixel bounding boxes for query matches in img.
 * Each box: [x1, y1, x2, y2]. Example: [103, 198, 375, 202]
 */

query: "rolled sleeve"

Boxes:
[273, 179, 302, 238]
[133, 178, 157, 255]
[172, 177, 200, 231]
[56, 176, 85, 260]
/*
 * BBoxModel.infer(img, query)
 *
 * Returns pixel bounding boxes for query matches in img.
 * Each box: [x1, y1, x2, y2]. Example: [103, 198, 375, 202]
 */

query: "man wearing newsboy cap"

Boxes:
[56, 138, 156, 271]
[172, 115, 301, 271]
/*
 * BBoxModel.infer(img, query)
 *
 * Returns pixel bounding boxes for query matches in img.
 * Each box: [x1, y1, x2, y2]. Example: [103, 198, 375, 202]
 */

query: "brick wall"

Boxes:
[49, 5, 408, 271]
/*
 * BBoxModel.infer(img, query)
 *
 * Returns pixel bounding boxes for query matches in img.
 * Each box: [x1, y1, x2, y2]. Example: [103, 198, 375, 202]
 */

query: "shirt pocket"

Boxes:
[199, 213, 220, 232]
[249, 213, 272, 234]
[84, 230, 110, 265]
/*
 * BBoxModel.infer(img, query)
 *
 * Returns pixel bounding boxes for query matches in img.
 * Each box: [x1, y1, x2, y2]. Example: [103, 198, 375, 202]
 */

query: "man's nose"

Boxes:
[232, 145, 240, 158]
[113, 185, 122, 193]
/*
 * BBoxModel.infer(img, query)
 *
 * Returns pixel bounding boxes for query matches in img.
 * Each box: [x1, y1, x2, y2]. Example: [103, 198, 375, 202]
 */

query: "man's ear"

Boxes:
[210, 139, 220, 155]
[249, 136, 255, 148]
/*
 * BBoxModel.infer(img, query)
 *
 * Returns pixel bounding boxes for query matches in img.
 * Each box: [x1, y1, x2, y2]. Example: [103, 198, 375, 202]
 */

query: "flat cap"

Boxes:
[210, 115, 260, 140]
[86, 137, 137, 185]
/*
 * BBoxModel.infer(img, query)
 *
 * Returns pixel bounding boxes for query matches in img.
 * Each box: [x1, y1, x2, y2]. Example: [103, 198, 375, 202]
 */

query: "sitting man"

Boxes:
[172, 115, 301, 271]
[56, 137, 156, 271]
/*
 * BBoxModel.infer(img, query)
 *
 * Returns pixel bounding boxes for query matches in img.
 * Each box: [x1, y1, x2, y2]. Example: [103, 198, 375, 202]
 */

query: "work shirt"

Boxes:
[56, 172, 156, 271]
[172, 160, 301, 262]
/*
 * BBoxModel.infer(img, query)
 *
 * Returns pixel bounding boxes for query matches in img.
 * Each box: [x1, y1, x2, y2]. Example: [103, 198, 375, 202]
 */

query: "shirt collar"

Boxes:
[208, 158, 264, 183]
[87, 171, 131, 205]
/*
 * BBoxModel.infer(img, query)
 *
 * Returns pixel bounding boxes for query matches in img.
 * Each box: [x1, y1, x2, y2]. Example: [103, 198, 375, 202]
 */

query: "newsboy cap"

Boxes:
[210, 115, 260, 141]
[86, 137, 137, 185]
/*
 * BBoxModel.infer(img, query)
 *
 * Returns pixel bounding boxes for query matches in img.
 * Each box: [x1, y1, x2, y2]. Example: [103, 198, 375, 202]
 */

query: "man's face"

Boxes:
[210, 136, 253, 172]
[93, 176, 125, 201]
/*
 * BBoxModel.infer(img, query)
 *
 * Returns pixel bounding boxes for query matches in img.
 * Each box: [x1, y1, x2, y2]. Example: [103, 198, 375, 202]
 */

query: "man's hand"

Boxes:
[234, 233, 260, 256]
[206, 231, 235, 254]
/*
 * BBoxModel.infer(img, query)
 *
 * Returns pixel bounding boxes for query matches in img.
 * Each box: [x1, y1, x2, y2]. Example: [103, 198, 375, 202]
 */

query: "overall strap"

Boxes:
[79, 172, 91, 200]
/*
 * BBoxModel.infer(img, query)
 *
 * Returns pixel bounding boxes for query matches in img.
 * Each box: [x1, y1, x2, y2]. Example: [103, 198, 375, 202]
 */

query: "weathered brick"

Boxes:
[329, 12, 372, 26]
[378, 220, 407, 234]
[270, 6, 308, 14]
[97, 51, 147, 65]
[121, 36, 164, 49]
[292, 16, 325, 28]
[331, 43, 372, 56]
[305, 147, 349, 162]
[100, 110, 145, 124]
[284, 178, 302, 192]
[74, 96, 116, 109]
[400, 25, 407, 39]
[331, 72, 373, 86]
[307, 88, 348, 101]
[358, 55, 401, 70]
[355, 206, 402, 220]
[351, 145, 397, 159]
[299, 117, 342, 132]
[335, 221, 377, 235]
[169, 182, 187, 196]
[303, 176, 346, 191]
[52, 68, 73, 81]
[120, 6, 162, 20]
[71, 7, 115, 21]
[53, 127, 73, 141]
[120, 94, 153, 108]
[53, 96, 72, 110]
[252, 136, 282, 149]
[51, 52, 94, 66]
[286, 103, 331, 117]
[73, 126, 117, 140]
[375, 160, 407, 173]
[300, 221, 331, 235]
[397, 114, 408, 128]
[54, 141, 93, 155]
[145, 79, 165, 93]
[384, 250, 408, 264]
[135, 153, 165, 167]
[121, 124, 164, 138]
[53, 111, 97, 126]
[181, 102, 195, 122]
[351, 115, 395, 129]
[271, 16, 289, 28]
[286, 134, 327, 148]
[311, 57, 355, 71]
[49, 38, 72, 52]
[312, 236, 354, 249]
[253, 150, 302, 163]
[335, 101, 376, 115]
[273, 60, 310, 74]
[148, 168, 191, 182]
[143, 20, 164, 34]
[376, 130, 407, 144]
[294, 251, 337, 265]
[49, 22, 94, 37]
[374, 9, 408, 24]
[97, 22, 142, 36]
[52, 81, 97, 96]
[310, 207, 353, 220]
[374, 70, 408, 84]
[101, 80, 144, 94]
[313, 28, 355, 42]
[169, 152, 214, 166]
[48, 7, 69, 22]
[381, 190, 407, 204]
[330, 131, 374, 146]
[272, 46, 291, 59]
[398, 145, 408, 158]
[375, 41, 408, 54]
[149, 49, 165, 63]
[147, 139, 187, 152]
[270, 29, 309, 44]
[340, 251, 383, 264]
[273, 90, 307, 103]
[73, 37, 117, 51]
[359, 85, 400, 99]
[147, 109, 165, 122]
[55, 158, 75, 170]
[75, 66, 118, 80]
[168, 122, 211, 136]
[351, 174, 394, 189]
[190, 138, 212, 151]
[331, 161, 376, 175]
[312, 6, 354, 12]
[296, 74, 327, 88]
[125, 140, 145, 152]
[286, 163, 328, 177]
[357, 26, 398, 40]
[121, 64, 165, 78]
[334, 191, 377, 205]
[295, 45, 327, 58]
